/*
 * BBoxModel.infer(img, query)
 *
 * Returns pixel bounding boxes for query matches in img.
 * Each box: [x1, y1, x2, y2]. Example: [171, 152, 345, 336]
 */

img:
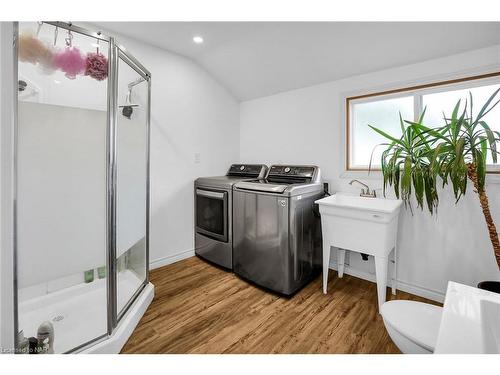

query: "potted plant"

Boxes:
[369, 88, 500, 292]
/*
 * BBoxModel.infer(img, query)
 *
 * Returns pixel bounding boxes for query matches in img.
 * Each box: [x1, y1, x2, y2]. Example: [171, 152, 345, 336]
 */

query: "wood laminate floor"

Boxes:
[121, 256, 439, 354]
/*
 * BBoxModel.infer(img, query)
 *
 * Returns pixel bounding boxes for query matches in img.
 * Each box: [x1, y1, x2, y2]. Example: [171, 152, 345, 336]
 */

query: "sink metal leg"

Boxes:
[322, 238, 331, 294]
[337, 248, 346, 278]
[374, 256, 388, 312]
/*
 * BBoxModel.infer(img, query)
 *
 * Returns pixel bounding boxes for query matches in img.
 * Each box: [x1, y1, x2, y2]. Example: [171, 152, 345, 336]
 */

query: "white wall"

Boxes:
[240, 44, 500, 302]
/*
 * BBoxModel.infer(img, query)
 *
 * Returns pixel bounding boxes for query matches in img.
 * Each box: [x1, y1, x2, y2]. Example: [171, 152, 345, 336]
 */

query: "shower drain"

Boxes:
[52, 315, 64, 322]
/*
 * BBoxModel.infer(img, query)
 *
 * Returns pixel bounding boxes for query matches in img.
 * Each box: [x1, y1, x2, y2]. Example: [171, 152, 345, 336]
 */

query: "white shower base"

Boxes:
[18, 270, 154, 353]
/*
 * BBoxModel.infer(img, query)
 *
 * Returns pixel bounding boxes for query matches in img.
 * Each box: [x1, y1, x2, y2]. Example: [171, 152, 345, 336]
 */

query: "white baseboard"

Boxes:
[329, 260, 445, 303]
[150, 248, 195, 270]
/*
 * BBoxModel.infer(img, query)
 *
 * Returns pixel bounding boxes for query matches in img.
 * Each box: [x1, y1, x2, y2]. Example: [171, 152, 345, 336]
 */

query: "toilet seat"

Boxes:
[381, 300, 442, 352]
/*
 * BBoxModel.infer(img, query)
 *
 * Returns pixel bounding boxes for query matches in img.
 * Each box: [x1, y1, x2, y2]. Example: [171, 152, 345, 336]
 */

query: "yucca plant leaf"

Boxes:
[368, 143, 392, 174]
[413, 167, 424, 209]
[394, 162, 401, 199]
[455, 137, 466, 158]
[402, 156, 412, 198]
[429, 143, 443, 174]
[411, 124, 432, 152]
[454, 104, 467, 140]
[418, 106, 427, 124]
[404, 121, 449, 142]
[478, 121, 498, 163]
[406, 125, 414, 147]
[423, 171, 438, 214]
[474, 87, 500, 125]
[450, 99, 461, 140]
[479, 98, 500, 121]
[399, 112, 406, 138]
[368, 125, 405, 146]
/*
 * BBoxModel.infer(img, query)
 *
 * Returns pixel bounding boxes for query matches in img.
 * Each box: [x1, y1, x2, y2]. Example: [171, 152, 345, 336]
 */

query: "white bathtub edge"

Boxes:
[80, 282, 155, 354]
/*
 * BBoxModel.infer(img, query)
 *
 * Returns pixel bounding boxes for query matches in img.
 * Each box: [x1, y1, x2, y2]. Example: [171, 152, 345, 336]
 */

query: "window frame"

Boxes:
[345, 71, 500, 173]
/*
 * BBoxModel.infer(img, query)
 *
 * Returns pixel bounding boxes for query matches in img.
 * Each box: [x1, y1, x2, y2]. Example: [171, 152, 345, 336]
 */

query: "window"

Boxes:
[350, 96, 414, 169]
[346, 73, 500, 172]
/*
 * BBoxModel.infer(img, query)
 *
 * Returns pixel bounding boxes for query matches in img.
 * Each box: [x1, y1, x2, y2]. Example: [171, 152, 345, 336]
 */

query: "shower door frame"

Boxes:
[113, 44, 152, 326]
[10, 21, 152, 353]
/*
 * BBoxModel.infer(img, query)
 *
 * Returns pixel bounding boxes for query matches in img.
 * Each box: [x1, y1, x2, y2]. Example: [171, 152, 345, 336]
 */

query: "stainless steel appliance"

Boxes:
[195, 164, 268, 269]
[233, 165, 324, 295]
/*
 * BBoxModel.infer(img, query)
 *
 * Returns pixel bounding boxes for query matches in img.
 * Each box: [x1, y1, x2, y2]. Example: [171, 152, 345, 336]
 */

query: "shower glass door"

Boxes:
[115, 49, 149, 320]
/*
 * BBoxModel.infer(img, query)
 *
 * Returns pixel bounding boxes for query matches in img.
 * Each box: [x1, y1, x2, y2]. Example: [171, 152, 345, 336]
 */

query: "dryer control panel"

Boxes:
[227, 164, 268, 178]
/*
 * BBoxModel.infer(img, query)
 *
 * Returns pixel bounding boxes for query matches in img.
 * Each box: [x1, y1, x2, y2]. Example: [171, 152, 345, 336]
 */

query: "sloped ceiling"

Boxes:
[96, 22, 500, 101]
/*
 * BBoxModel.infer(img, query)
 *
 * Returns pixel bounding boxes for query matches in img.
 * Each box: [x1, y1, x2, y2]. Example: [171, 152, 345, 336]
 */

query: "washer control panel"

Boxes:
[268, 165, 315, 178]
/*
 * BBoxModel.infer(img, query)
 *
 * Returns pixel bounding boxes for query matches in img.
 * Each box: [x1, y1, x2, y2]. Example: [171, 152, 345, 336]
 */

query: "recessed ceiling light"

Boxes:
[192, 36, 204, 44]
[54, 80, 61, 84]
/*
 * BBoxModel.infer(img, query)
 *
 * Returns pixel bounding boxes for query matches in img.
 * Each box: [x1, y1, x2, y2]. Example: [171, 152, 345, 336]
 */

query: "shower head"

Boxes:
[18, 77, 40, 100]
[118, 77, 146, 119]
[18, 80, 28, 92]
[121, 105, 134, 119]
[119, 86, 139, 119]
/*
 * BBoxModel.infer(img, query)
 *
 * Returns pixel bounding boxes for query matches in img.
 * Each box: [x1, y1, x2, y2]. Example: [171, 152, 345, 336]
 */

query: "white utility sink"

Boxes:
[319, 194, 402, 217]
[315, 194, 403, 311]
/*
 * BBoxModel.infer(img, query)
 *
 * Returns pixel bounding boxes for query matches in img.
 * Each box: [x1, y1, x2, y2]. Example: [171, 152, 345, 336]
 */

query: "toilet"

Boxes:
[381, 300, 443, 354]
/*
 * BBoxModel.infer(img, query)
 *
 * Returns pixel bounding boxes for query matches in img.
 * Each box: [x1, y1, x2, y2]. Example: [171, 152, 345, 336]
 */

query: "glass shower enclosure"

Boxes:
[13, 21, 151, 353]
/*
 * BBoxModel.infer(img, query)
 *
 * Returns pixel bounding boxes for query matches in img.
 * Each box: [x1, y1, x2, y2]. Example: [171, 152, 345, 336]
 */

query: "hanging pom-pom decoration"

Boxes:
[53, 30, 86, 80]
[36, 22, 57, 74]
[18, 23, 57, 74]
[85, 52, 108, 81]
[18, 30, 51, 65]
[85, 36, 108, 81]
[37, 44, 57, 74]
[54, 47, 86, 79]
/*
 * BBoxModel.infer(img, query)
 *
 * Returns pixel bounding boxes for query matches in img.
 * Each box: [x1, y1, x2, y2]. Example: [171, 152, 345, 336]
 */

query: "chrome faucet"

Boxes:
[349, 179, 376, 198]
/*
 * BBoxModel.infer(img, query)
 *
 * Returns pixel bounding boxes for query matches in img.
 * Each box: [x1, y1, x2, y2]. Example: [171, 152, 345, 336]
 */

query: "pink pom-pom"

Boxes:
[53, 47, 86, 80]
[85, 52, 108, 81]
